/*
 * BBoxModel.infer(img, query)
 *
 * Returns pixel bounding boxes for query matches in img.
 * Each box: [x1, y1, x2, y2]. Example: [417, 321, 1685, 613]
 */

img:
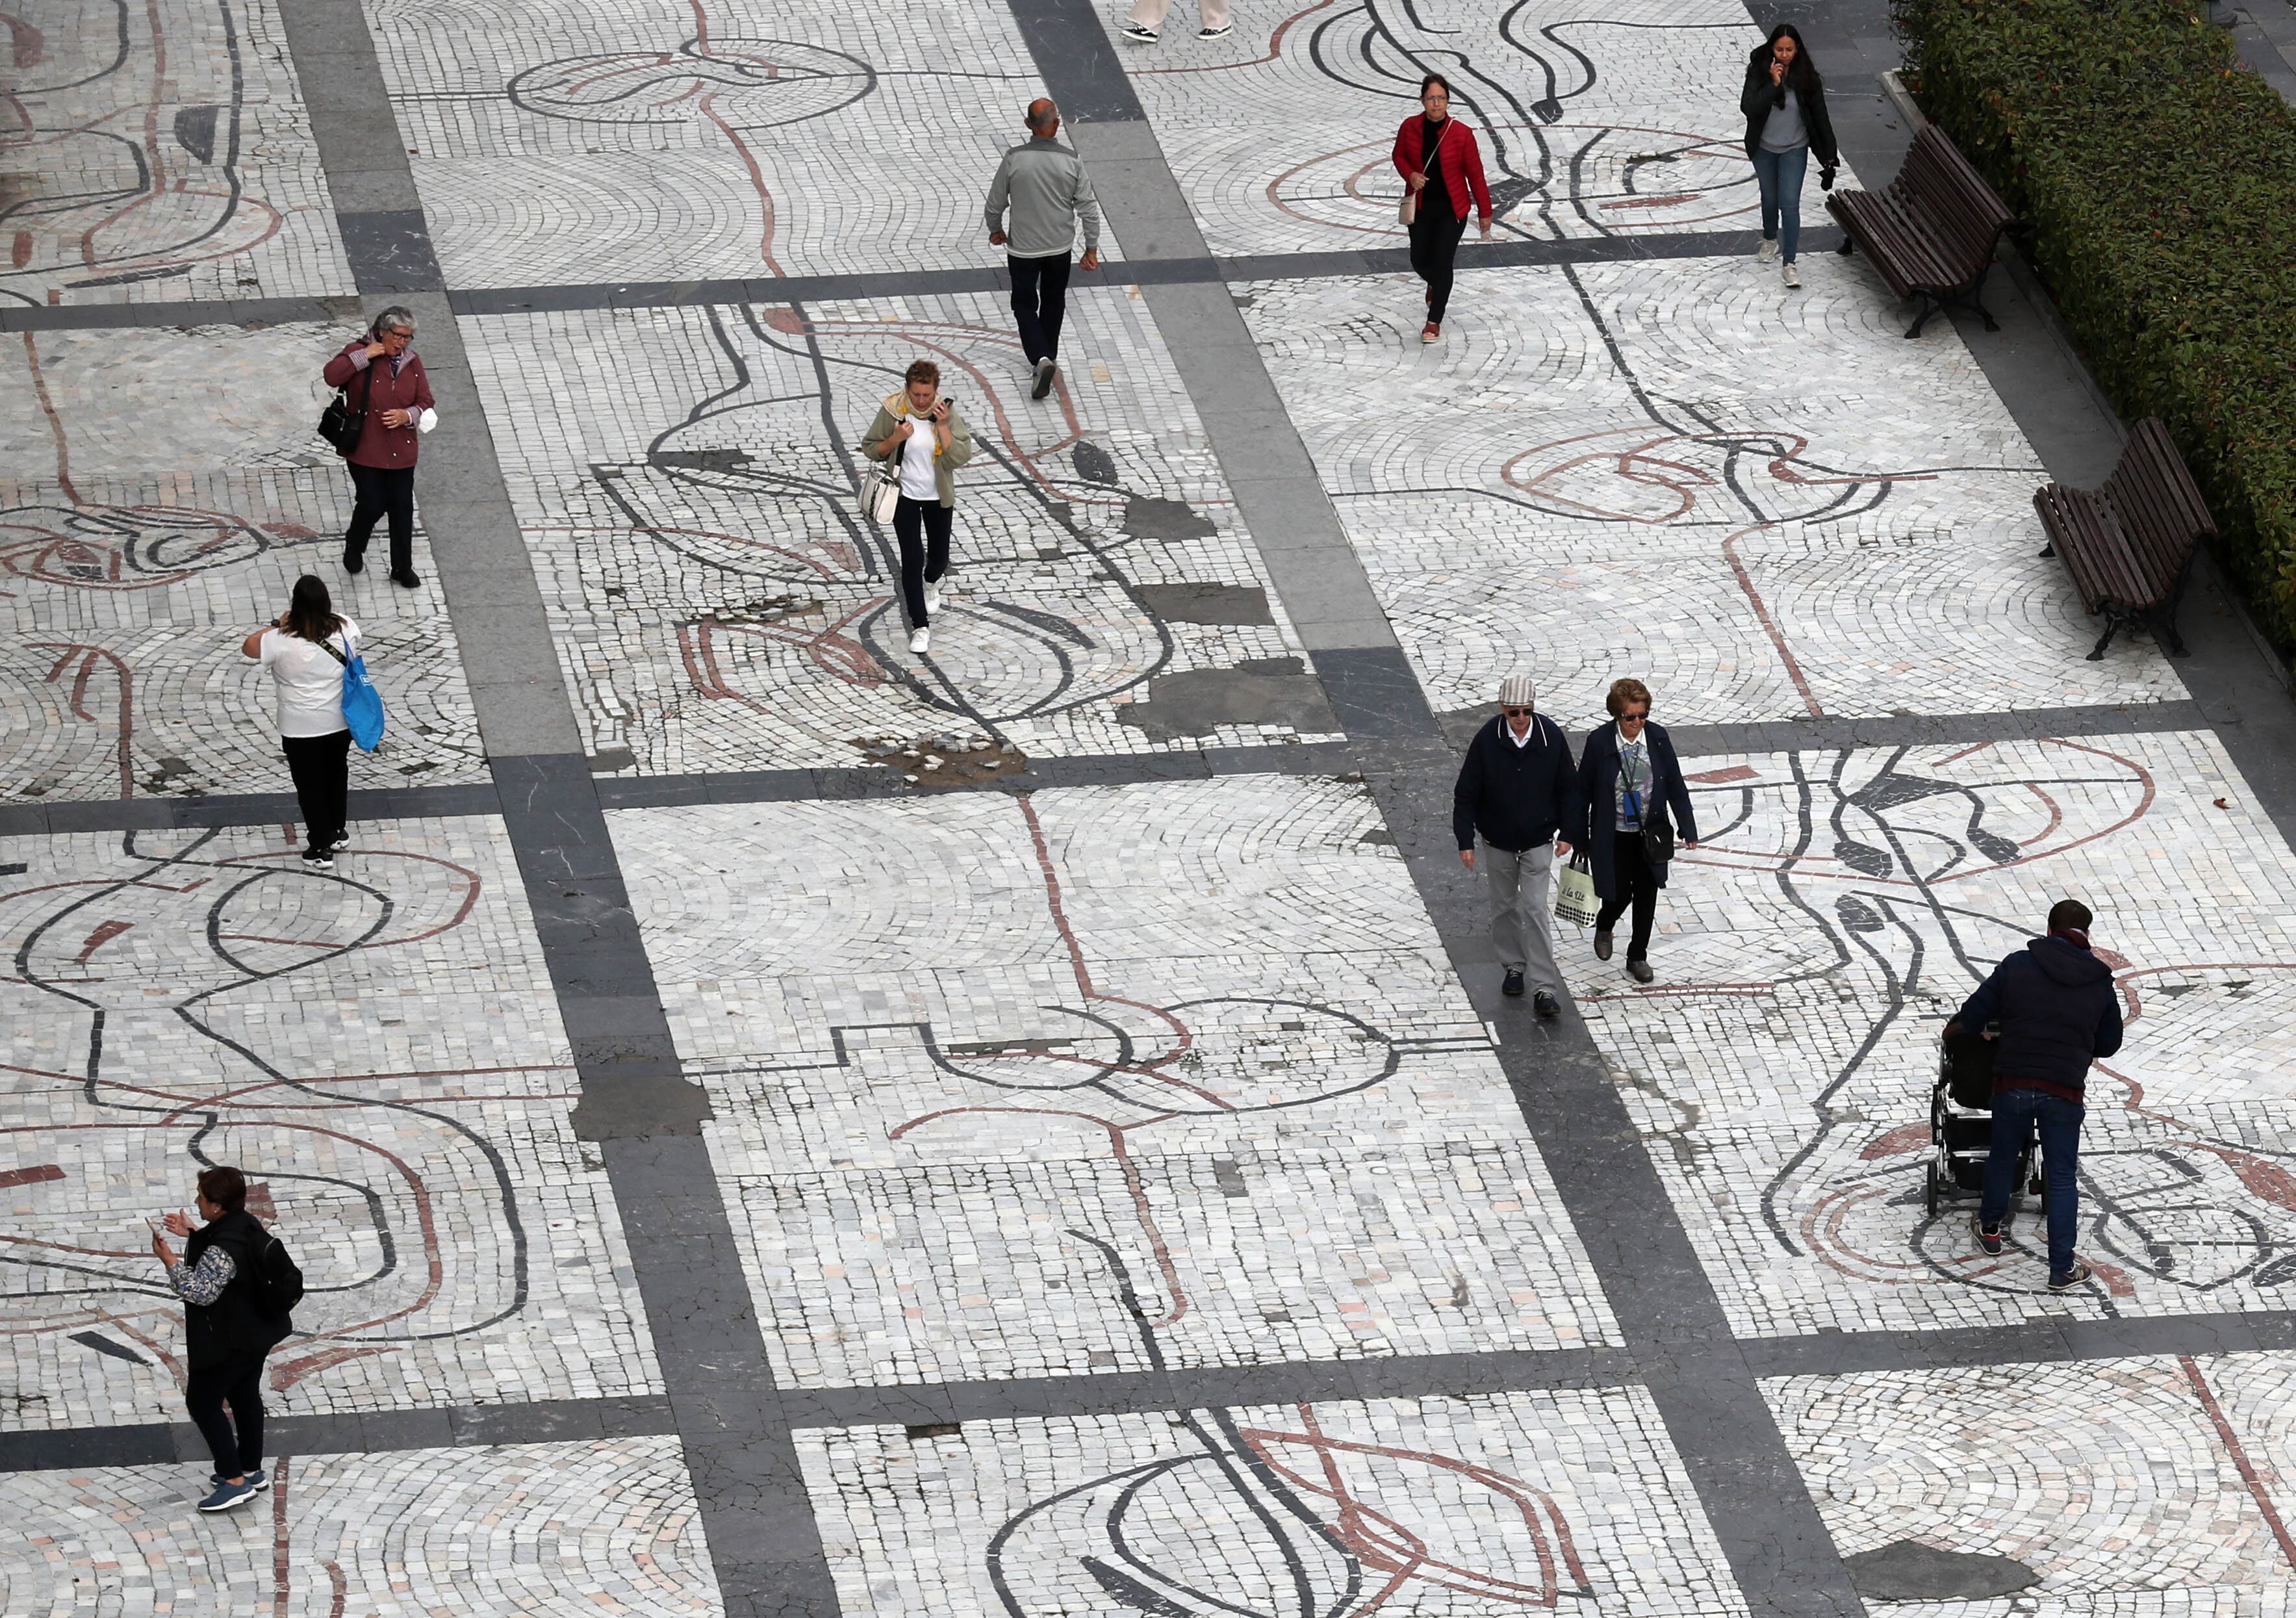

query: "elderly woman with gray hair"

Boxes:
[322, 306, 437, 588]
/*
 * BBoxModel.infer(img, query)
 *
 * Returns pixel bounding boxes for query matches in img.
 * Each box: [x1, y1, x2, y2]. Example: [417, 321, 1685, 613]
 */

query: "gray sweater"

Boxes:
[983, 137, 1103, 259]
[1761, 87, 1807, 153]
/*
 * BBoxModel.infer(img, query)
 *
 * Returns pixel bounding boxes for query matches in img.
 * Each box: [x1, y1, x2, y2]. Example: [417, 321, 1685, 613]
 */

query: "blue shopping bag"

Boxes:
[318, 632, 387, 752]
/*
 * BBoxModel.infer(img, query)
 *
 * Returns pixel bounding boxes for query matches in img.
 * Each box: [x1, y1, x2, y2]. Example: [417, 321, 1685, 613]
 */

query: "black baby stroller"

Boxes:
[1924, 1022, 2039, 1218]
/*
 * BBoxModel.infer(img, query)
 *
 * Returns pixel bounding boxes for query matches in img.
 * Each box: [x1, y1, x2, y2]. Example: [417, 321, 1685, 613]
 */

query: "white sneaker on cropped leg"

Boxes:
[1783, 262, 1801, 289]
[910, 626, 931, 655]
[925, 582, 943, 613]
[1757, 237, 1779, 264]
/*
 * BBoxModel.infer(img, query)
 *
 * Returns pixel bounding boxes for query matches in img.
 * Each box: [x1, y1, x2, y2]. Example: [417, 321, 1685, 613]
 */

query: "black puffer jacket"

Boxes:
[1741, 40, 1839, 171]
[1952, 936, 2124, 1098]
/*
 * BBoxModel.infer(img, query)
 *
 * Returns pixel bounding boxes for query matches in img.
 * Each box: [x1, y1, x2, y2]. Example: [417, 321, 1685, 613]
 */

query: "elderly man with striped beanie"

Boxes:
[1451, 673, 1579, 1018]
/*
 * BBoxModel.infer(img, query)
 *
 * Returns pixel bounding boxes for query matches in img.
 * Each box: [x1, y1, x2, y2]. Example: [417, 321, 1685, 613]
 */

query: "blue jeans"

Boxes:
[1978, 1087, 2086, 1275]
[1751, 144, 1810, 263]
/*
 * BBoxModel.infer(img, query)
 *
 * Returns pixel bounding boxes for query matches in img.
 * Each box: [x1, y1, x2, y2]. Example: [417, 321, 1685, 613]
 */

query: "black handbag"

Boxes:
[317, 354, 375, 457]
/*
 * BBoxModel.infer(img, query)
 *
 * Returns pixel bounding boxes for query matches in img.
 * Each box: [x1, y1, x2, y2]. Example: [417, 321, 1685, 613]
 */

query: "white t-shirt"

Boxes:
[259, 618, 361, 738]
[898, 410, 939, 501]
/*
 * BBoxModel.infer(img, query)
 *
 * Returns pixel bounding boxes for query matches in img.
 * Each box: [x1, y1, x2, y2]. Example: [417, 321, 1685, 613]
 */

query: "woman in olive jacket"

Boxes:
[1572, 677, 1699, 982]
[1740, 23, 1839, 289]
[861, 358, 976, 656]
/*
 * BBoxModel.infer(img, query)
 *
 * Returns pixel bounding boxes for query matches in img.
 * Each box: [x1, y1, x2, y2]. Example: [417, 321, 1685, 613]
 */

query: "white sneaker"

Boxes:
[925, 582, 943, 613]
[1757, 238, 1779, 264]
[1121, 23, 1158, 43]
[1783, 263, 1801, 289]
[910, 626, 931, 654]
[1199, 22, 1232, 37]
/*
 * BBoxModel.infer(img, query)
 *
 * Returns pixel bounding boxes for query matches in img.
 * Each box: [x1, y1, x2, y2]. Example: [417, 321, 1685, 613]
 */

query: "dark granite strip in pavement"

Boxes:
[277, 4, 835, 1612]
[1742, 1308, 2296, 1381]
[0, 294, 368, 332]
[0, 782, 503, 840]
[0, 1396, 679, 1474]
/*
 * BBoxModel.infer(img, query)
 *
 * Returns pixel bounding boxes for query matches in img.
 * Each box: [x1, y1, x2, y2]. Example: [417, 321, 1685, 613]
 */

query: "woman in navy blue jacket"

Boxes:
[1572, 678, 1698, 982]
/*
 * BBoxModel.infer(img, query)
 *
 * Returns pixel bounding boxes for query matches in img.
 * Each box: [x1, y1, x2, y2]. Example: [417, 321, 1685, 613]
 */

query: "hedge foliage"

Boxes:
[1894, 0, 2296, 652]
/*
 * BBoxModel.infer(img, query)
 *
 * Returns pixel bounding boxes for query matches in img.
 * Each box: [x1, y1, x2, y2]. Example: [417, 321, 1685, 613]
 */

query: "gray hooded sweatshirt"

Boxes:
[983, 136, 1103, 259]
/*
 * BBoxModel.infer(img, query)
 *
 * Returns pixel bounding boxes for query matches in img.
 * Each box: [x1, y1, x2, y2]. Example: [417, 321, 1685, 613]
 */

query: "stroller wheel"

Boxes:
[1924, 1162, 1939, 1218]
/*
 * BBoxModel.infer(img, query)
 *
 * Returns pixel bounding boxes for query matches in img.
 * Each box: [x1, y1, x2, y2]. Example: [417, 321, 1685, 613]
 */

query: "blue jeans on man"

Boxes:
[1978, 1086, 2085, 1276]
[1751, 144, 1810, 263]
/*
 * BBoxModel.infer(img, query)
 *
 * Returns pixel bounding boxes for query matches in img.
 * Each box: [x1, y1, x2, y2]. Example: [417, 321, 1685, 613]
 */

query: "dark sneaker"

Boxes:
[1032, 357, 1056, 400]
[389, 568, 421, 588]
[1971, 1216, 2003, 1256]
[1533, 990, 1561, 1020]
[341, 549, 364, 574]
[209, 1467, 269, 1491]
[198, 1479, 259, 1512]
[301, 849, 335, 871]
[1626, 958, 1654, 984]
[330, 834, 351, 852]
[1501, 970, 1525, 997]
[1199, 22, 1232, 36]
[1121, 23, 1158, 42]
[1593, 929, 1613, 960]
[2048, 1263, 2095, 1292]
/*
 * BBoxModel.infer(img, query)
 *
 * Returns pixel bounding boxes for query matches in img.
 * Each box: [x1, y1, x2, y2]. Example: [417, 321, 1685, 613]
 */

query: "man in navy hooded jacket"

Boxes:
[1948, 899, 2123, 1290]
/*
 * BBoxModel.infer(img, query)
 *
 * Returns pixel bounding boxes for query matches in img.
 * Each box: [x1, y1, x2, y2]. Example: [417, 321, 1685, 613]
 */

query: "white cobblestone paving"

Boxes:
[1768, 1353, 2296, 1607]
[1108, 0, 1849, 255]
[0, 1437, 720, 1615]
[798, 1389, 1742, 1617]
[612, 776, 1614, 1387]
[464, 290, 1335, 773]
[0, 819, 661, 1429]
[0, 0, 355, 308]
[1, 324, 485, 804]
[1575, 730, 2296, 1336]
[368, 0, 1123, 287]
[1242, 261, 2184, 726]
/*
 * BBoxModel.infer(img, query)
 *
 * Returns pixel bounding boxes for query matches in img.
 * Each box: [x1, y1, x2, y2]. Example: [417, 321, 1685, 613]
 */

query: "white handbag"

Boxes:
[858, 446, 901, 524]
[1554, 854, 1601, 929]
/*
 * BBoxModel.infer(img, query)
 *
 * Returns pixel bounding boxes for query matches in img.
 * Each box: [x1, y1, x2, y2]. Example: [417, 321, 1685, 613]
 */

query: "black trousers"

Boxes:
[1597, 829, 1659, 960]
[346, 462, 416, 574]
[186, 1354, 268, 1476]
[893, 495, 952, 627]
[1408, 199, 1468, 324]
[1008, 252, 1073, 366]
[283, 729, 351, 855]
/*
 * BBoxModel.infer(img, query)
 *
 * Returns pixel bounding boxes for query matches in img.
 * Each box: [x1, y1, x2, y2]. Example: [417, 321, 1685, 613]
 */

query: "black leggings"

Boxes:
[893, 496, 952, 627]
[346, 463, 415, 574]
[186, 1355, 268, 1477]
[282, 729, 351, 856]
[1409, 199, 1468, 323]
[1598, 829, 1659, 959]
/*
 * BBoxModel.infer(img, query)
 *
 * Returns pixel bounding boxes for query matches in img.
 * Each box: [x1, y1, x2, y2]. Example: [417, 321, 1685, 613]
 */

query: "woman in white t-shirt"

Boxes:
[241, 575, 360, 870]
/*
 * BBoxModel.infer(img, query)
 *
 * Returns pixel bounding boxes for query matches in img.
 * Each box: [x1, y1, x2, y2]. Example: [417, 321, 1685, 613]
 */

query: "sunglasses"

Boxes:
[1502, 706, 1533, 717]
[1620, 710, 1650, 721]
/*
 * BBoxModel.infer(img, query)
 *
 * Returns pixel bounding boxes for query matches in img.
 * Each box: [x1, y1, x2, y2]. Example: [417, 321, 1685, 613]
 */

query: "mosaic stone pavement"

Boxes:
[6, 0, 2296, 1612]
[613, 777, 1613, 1387]
[0, 819, 659, 1428]
[0, 323, 485, 804]
[465, 289, 1335, 773]
[2, 1436, 718, 1615]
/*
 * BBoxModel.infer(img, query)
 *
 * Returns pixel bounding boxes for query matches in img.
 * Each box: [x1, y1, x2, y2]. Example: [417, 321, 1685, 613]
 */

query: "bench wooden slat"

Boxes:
[1826, 127, 2017, 329]
[2037, 417, 2213, 655]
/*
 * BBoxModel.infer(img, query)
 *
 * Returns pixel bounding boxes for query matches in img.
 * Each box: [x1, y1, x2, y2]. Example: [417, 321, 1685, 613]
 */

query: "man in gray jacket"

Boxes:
[984, 99, 1103, 400]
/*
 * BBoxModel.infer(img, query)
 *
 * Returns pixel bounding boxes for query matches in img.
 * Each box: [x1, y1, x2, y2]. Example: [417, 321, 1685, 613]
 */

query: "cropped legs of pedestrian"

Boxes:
[893, 494, 952, 632]
[1751, 144, 1809, 269]
[1409, 194, 1468, 331]
[282, 730, 352, 860]
[1482, 841, 1562, 1005]
[1008, 253, 1073, 377]
[1121, 0, 1232, 43]
[344, 463, 415, 579]
[1597, 830, 1658, 963]
[1977, 1088, 2084, 1277]
[185, 1356, 268, 1489]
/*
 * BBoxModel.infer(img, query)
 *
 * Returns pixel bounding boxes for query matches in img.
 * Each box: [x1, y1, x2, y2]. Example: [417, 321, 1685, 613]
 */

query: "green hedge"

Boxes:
[1894, 0, 2296, 653]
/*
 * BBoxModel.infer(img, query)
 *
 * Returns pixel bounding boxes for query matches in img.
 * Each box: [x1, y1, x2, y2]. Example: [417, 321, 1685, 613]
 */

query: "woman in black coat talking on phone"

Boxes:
[1741, 23, 1839, 290]
[1573, 678, 1698, 984]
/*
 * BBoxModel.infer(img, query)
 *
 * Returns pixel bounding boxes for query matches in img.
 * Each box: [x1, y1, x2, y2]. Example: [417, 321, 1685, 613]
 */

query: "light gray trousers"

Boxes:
[1483, 841, 1560, 992]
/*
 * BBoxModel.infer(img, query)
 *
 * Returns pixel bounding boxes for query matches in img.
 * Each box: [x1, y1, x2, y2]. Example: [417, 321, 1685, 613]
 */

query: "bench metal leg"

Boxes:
[2153, 606, 2190, 658]
[2086, 613, 2123, 661]
[1837, 236, 1856, 257]
[2038, 542, 2055, 559]
[1904, 295, 1942, 339]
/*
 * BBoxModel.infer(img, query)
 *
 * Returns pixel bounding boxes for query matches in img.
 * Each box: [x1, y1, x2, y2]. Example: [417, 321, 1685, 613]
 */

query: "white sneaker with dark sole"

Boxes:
[1783, 263, 1801, 289]
[1757, 238, 1779, 264]
[1121, 23, 1158, 43]
[1031, 357, 1056, 400]
[910, 626, 931, 655]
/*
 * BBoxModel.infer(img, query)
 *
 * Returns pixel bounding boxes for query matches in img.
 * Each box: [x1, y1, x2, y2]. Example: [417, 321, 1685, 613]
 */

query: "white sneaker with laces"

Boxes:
[1757, 238, 1779, 264]
[925, 582, 943, 613]
[910, 626, 931, 654]
[1783, 263, 1801, 289]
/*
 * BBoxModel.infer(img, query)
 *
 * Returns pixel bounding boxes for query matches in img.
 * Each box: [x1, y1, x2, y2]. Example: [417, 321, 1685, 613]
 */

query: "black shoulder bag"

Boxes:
[1623, 730, 1675, 866]
[318, 352, 376, 457]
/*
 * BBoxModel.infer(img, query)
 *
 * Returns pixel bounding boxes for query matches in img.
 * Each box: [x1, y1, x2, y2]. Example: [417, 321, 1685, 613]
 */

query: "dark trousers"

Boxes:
[1596, 829, 1658, 959]
[1008, 252, 1073, 366]
[1408, 199, 1468, 323]
[1979, 1087, 2085, 1274]
[186, 1354, 268, 1477]
[893, 495, 952, 626]
[345, 462, 416, 574]
[282, 729, 351, 856]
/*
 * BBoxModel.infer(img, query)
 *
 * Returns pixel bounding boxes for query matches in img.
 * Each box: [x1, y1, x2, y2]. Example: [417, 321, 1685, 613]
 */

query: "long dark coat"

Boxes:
[1572, 720, 1700, 902]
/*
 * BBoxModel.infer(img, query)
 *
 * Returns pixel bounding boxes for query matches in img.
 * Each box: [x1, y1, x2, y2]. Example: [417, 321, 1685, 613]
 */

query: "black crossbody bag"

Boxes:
[318, 353, 376, 457]
[1621, 730, 1674, 865]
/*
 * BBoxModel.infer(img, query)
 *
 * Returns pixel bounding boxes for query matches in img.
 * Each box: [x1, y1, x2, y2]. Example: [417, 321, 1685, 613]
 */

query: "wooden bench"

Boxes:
[1827, 125, 2017, 338]
[2034, 418, 2215, 660]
